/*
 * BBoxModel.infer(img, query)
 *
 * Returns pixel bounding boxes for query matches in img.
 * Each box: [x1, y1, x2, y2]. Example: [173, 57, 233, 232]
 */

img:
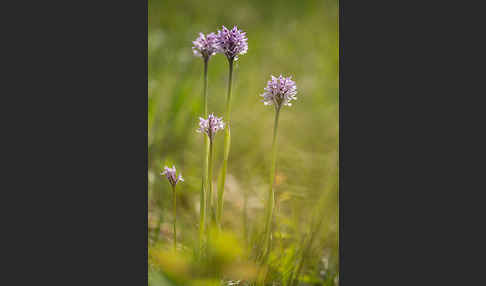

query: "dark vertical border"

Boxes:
[14, 0, 150, 284]
[144, 0, 149, 283]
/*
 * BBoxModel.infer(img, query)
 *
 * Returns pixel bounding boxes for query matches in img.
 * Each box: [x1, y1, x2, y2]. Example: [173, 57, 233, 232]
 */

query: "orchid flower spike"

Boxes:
[192, 32, 219, 60]
[161, 165, 184, 188]
[196, 113, 225, 141]
[261, 75, 298, 109]
[216, 25, 248, 61]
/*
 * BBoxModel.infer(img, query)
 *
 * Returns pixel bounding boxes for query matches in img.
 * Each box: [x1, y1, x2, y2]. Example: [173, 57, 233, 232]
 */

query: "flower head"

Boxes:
[261, 75, 298, 109]
[161, 165, 184, 188]
[197, 113, 225, 140]
[216, 25, 248, 61]
[192, 32, 218, 60]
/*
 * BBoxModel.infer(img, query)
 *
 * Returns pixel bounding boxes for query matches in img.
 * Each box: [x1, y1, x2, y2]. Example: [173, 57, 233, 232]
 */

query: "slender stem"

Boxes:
[173, 185, 177, 252]
[199, 58, 209, 256]
[198, 181, 205, 256]
[217, 59, 234, 228]
[225, 59, 234, 120]
[263, 106, 281, 259]
[203, 58, 209, 117]
[207, 139, 214, 225]
[256, 107, 281, 286]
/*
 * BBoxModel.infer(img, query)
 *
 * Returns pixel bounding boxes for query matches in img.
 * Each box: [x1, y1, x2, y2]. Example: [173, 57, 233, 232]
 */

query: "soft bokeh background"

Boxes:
[149, 0, 338, 285]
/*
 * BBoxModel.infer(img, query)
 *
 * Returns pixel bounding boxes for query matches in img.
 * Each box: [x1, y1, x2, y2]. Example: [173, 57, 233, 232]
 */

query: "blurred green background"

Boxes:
[149, 0, 338, 285]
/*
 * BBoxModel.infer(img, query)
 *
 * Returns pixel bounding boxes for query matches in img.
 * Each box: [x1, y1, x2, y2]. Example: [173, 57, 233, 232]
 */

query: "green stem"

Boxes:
[199, 178, 205, 255]
[256, 108, 281, 286]
[256, 108, 280, 286]
[217, 59, 234, 228]
[203, 58, 209, 117]
[199, 58, 209, 256]
[263, 106, 281, 259]
[173, 185, 177, 252]
[207, 139, 214, 225]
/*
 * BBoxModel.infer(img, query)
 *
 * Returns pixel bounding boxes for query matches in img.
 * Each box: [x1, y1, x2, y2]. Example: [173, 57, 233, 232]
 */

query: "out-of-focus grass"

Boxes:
[149, 0, 338, 285]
